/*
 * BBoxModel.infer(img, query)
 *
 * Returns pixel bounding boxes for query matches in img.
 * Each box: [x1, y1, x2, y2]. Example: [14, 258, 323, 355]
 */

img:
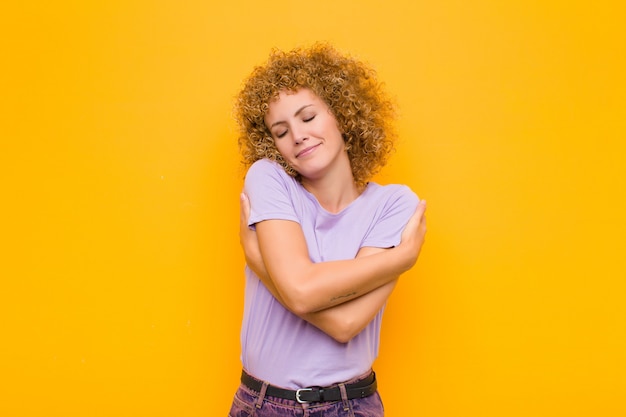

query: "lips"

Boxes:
[296, 143, 320, 158]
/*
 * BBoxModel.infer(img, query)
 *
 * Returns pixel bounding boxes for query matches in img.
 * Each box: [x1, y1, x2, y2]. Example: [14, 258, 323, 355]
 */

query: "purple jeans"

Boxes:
[228, 373, 385, 417]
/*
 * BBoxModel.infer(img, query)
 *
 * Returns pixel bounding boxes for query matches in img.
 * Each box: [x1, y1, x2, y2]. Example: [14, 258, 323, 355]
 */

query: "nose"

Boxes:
[292, 125, 308, 145]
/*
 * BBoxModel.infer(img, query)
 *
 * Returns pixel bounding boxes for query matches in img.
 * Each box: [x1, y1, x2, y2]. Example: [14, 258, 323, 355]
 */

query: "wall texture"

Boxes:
[2, 1, 625, 416]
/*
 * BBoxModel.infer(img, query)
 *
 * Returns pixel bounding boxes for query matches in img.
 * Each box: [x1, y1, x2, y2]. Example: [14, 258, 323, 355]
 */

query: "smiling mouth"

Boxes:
[296, 144, 320, 158]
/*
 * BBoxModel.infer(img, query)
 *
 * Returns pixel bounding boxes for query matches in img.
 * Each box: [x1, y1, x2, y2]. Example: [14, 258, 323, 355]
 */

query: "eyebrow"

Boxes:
[269, 104, 314, 129]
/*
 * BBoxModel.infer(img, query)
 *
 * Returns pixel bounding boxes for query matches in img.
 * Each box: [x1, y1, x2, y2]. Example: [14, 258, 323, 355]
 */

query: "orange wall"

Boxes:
[2, 1, 625, 416]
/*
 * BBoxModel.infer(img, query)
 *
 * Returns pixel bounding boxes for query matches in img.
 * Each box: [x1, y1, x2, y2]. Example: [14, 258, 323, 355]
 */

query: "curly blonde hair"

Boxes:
[234, 43, 397, 186]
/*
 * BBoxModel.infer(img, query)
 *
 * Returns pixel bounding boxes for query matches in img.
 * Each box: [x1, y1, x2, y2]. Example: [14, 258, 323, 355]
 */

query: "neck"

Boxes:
[301, 170, 362, 214]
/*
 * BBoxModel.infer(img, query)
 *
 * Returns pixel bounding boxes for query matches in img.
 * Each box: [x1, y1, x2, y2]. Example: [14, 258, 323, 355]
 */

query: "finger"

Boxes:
[406, 200, 427, 227]
[416, 199, 427, 218]
[240, 192, 251, 221]
[415, 199, 427, 217]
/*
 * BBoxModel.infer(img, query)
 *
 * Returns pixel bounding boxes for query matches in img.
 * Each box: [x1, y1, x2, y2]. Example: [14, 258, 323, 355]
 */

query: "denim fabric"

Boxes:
[228, 380, 384, 417]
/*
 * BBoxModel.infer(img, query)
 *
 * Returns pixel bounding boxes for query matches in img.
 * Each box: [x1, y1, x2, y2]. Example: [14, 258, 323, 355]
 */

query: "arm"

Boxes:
[240, 193, 398, 342]
[239, 193, 425, 342]
[253, 198, 426, 315]
[301, 276, 398, 343]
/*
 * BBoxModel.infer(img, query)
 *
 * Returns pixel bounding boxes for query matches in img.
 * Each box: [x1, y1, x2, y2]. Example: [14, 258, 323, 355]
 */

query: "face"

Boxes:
[264, 88, 348, 181]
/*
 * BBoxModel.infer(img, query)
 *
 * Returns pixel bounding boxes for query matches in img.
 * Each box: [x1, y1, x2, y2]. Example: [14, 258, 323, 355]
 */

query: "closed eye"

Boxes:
[275, 129, 288, 139]
[303, 115, 316, 122]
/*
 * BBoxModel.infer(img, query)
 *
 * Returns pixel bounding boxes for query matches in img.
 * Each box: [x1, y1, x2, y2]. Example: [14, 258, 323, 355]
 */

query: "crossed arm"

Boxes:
[239, 193, 427, 343]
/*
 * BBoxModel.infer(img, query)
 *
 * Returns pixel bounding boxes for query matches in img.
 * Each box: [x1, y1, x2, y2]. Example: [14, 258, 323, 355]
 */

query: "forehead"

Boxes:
[269, 88, 321, 110]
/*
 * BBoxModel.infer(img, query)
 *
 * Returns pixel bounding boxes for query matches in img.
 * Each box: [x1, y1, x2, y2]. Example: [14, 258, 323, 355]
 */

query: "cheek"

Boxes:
[273, 141, 290, 158]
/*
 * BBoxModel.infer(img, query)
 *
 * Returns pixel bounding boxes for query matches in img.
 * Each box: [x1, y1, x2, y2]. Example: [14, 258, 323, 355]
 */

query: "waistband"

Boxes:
[240, 369, 378, 404]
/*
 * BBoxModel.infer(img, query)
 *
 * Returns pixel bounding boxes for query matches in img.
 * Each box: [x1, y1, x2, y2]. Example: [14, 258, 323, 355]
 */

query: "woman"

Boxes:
[229, 43, 427, 416]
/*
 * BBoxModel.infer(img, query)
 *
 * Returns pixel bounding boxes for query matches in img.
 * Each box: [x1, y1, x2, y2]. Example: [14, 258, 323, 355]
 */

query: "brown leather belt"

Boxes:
[240, 369, 378, 404]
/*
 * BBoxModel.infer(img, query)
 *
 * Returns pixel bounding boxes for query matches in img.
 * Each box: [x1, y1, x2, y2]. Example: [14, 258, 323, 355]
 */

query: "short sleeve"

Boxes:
[244, 159, 301, 228]
[361, 186, 419, 249]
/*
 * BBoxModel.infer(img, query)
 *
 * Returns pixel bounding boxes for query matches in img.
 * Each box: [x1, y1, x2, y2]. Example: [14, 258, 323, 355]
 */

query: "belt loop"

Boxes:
[338, 383, 350, 411]
[255, 381, 269, 409]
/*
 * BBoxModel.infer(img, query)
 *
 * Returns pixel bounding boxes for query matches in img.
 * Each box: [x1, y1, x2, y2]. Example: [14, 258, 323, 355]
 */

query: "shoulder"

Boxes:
[246, 158, 288, 179]
[357, 183, 419, 247]
[244, 159, 305, 214]
[245, 159, 296, 189]
[365, 182, 419, 208]
[245, 160, 305, 226]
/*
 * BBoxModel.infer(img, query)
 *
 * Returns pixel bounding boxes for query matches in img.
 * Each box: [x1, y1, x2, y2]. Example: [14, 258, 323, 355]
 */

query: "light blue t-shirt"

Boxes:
[241, 158, 419, 389]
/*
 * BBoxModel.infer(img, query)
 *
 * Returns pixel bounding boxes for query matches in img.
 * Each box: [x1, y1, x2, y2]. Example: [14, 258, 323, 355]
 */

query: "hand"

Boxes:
[399, 200, 427, 268]
[239, 192, 261, 265]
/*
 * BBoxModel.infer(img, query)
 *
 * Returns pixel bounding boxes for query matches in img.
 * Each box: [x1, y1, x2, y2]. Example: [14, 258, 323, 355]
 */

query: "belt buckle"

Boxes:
[295, 388, 313, 404]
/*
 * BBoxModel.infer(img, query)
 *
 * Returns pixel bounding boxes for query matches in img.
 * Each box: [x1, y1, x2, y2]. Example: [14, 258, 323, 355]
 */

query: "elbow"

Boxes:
[328, 317, 361, 344]
[281, 290, 315, 317]
[331, 331, 355, 344]
[280, 283, 319, 316]
[285, 296, 317, 317]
